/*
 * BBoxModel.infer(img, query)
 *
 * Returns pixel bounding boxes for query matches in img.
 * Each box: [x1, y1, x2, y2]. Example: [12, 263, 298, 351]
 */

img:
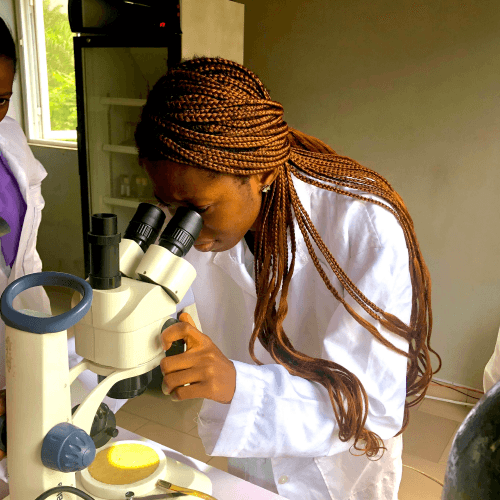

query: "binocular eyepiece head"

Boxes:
[92, 203, 203, 399]
[88, 204, 203, 290]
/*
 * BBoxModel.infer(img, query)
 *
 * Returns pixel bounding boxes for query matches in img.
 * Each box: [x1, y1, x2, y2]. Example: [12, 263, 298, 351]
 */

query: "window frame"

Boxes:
[15, 0, 77, 149]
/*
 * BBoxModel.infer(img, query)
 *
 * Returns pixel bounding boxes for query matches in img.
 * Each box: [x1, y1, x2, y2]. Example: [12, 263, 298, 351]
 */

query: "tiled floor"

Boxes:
[47, 286, 476, 499]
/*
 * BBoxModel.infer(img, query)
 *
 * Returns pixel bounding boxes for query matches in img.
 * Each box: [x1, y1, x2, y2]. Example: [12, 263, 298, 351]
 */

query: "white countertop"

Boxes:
[0, 426, 286, 499]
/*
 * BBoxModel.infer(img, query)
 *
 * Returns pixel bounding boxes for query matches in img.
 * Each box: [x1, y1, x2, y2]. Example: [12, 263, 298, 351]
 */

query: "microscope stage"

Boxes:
[77, 440, 212, 499]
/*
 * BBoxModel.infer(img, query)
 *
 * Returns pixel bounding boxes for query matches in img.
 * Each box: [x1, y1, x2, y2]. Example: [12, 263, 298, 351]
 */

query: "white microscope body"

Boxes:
[0, 204, 212, 499]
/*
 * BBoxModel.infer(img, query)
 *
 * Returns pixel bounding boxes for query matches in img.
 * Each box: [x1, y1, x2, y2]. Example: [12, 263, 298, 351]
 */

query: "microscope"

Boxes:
[0, 204, 214, 499]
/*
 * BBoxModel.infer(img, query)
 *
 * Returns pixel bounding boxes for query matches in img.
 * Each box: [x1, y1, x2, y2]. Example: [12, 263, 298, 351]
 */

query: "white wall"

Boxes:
[240, 0, 500, 389]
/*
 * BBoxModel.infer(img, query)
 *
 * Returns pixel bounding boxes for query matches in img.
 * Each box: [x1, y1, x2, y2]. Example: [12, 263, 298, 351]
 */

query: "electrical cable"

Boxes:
[402, 464, 444, 487]
[34, 485, 95, 500]
[430, 380, 481, 400]
[433, 379, 484, 394]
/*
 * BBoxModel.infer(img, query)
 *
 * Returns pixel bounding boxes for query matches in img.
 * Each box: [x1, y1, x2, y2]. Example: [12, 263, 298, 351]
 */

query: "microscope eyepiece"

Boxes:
[88, 213, 122, 290]
[158, 207, 203, 257]
[123, 203, 166, 253]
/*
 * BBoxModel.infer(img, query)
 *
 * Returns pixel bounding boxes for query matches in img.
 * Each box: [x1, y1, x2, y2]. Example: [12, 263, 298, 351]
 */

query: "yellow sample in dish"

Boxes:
[88, 443, 160, 485]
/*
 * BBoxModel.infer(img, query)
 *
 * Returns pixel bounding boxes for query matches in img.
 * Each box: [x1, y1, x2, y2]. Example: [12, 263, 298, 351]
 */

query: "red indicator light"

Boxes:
[160, 22, 166, 27]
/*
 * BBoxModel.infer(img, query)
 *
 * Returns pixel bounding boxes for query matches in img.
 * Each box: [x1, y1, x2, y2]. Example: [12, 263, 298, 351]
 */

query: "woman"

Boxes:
[0, 16, 128, 490]
[136, 56, 442, 499]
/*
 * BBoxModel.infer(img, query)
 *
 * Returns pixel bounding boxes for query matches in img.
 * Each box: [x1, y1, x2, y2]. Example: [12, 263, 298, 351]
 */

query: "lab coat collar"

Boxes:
[0, 117, 48, 195]
[212, 171, 311, 298]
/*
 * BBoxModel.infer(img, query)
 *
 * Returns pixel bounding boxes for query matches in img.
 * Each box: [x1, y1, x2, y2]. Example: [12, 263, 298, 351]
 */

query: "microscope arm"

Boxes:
[70, 351, 164, 435]
[68, 358, 93, 386]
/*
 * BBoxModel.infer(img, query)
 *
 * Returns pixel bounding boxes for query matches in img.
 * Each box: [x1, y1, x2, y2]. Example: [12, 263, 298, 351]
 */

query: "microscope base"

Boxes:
[76, 455, 212, 500]
[4, 452, 212, 500]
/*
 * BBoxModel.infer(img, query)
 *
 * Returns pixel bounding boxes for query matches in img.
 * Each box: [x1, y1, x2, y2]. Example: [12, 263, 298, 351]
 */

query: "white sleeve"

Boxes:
[483, 325, 500, 393]
[198, 236, 412, 458]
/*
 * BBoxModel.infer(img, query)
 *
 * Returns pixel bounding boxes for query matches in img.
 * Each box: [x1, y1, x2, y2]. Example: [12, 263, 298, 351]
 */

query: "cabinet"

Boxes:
[73, 0, 244, 277]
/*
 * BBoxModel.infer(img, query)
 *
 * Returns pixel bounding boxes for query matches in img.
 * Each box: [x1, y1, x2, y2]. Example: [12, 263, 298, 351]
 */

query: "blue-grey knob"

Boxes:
[41, 422, 96, 472]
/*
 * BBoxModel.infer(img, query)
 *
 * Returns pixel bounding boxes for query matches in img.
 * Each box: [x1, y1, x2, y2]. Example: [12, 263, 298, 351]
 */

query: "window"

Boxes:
[16, 0, 77, 146]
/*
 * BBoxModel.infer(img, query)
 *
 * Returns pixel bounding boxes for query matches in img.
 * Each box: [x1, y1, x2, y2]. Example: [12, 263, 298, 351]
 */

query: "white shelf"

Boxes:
[100, 97, 147, 107]
[103, 144, 139, 155]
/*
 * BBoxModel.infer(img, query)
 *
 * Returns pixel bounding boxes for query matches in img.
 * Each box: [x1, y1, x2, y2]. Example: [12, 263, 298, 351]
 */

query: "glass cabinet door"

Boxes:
[81, 45, 171, 237]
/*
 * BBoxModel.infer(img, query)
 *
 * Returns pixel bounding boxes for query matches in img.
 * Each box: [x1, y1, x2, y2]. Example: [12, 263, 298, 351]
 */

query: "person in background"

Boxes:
[0, 16, 128, 493]
[137, 56, 442, 499]
[483, 326, 500, 393]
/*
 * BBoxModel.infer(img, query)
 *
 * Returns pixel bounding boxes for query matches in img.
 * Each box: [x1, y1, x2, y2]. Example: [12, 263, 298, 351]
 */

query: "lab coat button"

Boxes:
[278, 475, 289, 484]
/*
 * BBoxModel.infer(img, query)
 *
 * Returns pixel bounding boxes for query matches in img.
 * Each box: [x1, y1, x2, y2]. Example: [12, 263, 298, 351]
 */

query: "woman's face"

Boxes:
[0, 57, 14, 124]
[143, 159, 277, 253]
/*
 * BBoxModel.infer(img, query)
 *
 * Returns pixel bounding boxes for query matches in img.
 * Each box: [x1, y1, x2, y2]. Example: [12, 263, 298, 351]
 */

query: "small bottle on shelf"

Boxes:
[119, 175, 130, 197]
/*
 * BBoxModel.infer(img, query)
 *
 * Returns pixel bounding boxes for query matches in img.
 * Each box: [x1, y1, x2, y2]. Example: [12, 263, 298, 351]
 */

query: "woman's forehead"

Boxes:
[147, 159, 211, 182]
[146, 159, 232, 201]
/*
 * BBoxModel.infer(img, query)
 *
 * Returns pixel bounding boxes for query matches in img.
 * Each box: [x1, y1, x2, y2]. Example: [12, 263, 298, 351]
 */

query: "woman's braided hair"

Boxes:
[134, 56, 441, 458]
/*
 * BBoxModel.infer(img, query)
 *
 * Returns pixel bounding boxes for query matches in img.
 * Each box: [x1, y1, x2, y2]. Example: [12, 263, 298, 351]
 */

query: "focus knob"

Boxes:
[41, 422, 96, 472]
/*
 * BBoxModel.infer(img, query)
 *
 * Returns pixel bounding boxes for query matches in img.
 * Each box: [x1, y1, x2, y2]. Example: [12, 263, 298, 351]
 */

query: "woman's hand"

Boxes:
[159, 312, 236, 404]
[0, 389, 5, 460]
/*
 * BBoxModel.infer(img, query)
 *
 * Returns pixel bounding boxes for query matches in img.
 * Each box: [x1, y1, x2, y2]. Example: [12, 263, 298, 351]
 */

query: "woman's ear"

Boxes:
[260, 168, 280, 189]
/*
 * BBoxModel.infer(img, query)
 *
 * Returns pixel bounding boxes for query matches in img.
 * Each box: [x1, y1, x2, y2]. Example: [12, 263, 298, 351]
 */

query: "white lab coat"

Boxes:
[483, 326, 500, 393]
[0, 116, 128, 490]
[182, 168, 412, 499]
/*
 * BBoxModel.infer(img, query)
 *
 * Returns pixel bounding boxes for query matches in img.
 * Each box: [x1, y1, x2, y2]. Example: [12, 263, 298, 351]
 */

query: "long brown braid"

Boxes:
[134, 56, 441, 458]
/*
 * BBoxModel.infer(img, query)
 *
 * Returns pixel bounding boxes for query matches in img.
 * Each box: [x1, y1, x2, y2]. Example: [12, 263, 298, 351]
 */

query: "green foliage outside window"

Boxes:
[43, 0, 76, 137]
